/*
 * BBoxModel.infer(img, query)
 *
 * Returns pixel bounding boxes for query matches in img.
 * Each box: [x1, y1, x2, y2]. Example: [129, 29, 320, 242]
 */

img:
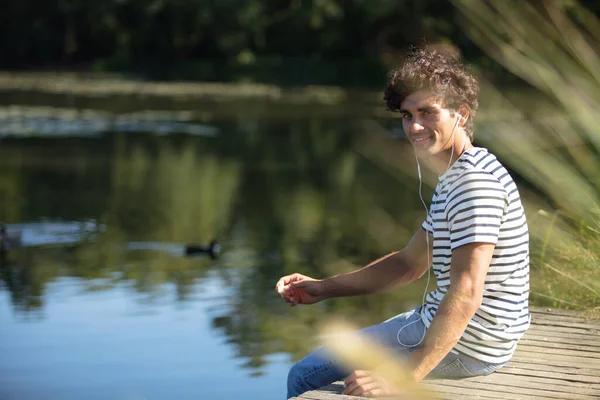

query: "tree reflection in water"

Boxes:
[0, 116, 431, 376]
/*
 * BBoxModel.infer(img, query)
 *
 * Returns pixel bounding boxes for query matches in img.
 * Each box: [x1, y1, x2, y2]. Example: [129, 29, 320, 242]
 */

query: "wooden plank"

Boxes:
[532, 319, 600, 330]
[514, 349, 600, 366]
[430, 392, 501, 400]
[526, 325, 600, 336]
[299, 382, 506, 400]
[532, 317, 597, 326]
[297, 391, 356, 400]
[528, 321, 600, 332]
[530, 307, 599, 319]
[522, 332, 600, 348]
[430, 384, 556, 400]
[510, 354, 600, 371]
[297, 384, 356, 400]
[425, 381, 576, 400]
[299, 382, 557, 400]
[502, 361, 600, 380]
[449, 377, 600, 397]
[523, 329, 600, 344]
[495, 367, 600, 387]
[529, 308, 584, 317]
[531, 311, 596, 321]
[463, 373, 600, 395]
[302, 382, 439, 400]
[523, 331, 599, 347]
[516, 344, 600, 359]
[509, 356, 600, 375]
[531, 309, 591, 318]
[523, 339, 600, 348]
[518, 343, 600, 359]
[519, 338, 600, 353]
[531, 307, 600, 319]
[496, 365, 600, 384]
[530, 313, 589, 322]
[426, 379, 599, 400]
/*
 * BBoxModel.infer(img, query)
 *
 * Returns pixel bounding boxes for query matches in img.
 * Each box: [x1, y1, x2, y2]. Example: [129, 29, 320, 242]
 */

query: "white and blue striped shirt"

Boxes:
[422, 147, 530, 364]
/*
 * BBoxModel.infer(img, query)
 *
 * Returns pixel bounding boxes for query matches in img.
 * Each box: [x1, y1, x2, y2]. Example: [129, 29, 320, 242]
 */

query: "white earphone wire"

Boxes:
[396, 113, 462, 348]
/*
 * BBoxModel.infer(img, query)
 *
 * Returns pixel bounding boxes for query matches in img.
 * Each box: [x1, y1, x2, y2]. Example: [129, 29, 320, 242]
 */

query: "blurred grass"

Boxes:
[452, 0, 600, 313]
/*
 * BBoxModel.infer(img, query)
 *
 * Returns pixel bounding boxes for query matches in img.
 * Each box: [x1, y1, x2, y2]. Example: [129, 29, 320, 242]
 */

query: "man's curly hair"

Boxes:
[384, 47, 479, 140]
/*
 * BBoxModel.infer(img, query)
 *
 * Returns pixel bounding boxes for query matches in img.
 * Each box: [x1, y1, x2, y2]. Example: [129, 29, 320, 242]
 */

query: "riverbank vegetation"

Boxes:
[6, 0, 599, 88]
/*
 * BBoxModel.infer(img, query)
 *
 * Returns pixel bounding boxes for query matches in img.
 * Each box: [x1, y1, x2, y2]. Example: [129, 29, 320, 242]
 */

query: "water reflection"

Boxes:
[0, 116, 431, 389]
[0, 252, 44, 315]
[0, 106, 218, 138]
[2, 219, 219, 259]
[2, 220, 102, 248]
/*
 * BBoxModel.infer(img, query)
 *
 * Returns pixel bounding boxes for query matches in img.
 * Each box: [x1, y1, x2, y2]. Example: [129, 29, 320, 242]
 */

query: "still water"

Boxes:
[0, 102, 433, 400]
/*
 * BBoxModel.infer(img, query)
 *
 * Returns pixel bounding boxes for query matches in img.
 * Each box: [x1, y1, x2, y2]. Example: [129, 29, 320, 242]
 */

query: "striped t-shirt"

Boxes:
[421, 147, 530, 364]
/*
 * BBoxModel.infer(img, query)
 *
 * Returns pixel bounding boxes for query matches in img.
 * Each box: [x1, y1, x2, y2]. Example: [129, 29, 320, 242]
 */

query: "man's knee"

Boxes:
[287, 361, 301, 386]
[287, 353, 335, 398]
[287, 360, 309, 398]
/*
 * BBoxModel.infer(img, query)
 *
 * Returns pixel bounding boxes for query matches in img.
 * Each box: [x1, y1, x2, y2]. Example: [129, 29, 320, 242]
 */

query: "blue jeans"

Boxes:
[287, 307, 504, 399]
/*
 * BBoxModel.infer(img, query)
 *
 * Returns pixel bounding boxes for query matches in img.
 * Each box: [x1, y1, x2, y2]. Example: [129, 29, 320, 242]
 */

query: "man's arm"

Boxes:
[407, 241, 494, 381]
[277, 228, 432, 304]
[321, 228, 432, 298]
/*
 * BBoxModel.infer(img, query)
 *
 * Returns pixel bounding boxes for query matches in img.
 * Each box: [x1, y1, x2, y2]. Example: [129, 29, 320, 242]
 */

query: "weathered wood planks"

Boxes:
[294, 307, 600, 400]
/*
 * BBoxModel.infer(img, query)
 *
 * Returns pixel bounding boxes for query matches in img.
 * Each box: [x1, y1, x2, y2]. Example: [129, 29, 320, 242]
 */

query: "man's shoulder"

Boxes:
[460, 147, 505, 175]
[445, 150, 508, 195]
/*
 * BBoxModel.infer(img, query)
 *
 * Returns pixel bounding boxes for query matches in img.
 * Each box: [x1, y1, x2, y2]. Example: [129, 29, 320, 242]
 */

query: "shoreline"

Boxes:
[0, 71, 383, 104]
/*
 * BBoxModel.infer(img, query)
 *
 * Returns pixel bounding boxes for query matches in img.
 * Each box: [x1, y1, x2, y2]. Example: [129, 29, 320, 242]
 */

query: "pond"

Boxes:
[0, 93, 446, 400]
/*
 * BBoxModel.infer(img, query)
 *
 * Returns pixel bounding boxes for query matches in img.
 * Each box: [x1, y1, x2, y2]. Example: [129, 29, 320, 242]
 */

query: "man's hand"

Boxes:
[275, 273, 326, 306]
[343, 370, 397, 398]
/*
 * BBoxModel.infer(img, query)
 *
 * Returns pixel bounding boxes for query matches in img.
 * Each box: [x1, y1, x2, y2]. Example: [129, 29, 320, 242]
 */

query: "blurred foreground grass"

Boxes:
[454, 0, 600, 314]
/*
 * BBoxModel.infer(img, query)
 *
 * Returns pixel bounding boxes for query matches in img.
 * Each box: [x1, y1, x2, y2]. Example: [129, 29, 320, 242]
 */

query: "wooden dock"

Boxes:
[294, 307, 600, 400]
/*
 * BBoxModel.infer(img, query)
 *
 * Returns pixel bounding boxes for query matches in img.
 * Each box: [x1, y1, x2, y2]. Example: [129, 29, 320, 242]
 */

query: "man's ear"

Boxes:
[458, 106, 469, 126]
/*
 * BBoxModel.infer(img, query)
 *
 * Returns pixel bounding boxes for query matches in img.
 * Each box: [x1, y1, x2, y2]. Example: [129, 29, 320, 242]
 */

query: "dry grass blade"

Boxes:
[542, 263, 600, 296]
[319, 319, 433, 400]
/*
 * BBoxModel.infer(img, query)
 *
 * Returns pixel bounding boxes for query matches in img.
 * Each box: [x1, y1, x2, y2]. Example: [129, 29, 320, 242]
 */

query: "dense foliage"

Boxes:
[0, 0, 540, 85]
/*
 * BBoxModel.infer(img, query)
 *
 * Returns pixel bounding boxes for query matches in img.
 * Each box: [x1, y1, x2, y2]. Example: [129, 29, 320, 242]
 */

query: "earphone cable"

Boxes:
[396, 115, 462, 348]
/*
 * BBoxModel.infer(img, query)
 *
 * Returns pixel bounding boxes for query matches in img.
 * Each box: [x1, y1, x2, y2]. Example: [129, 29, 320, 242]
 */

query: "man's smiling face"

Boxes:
[399, 89, 463, 160]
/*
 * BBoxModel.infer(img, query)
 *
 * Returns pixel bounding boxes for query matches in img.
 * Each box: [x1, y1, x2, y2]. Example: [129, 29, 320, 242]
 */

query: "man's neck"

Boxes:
[429, 141, 474, 176]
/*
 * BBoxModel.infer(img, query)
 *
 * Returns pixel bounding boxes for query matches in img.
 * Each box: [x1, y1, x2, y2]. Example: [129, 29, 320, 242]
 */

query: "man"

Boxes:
[276, 47, 530, 398]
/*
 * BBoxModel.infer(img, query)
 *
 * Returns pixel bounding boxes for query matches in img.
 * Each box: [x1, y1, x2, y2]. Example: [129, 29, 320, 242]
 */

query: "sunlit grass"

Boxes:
[451, 0, 600, 312]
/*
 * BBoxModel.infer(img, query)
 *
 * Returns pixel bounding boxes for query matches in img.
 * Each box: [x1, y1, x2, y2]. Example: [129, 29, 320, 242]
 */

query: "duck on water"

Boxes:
[0, 222, 220, 259]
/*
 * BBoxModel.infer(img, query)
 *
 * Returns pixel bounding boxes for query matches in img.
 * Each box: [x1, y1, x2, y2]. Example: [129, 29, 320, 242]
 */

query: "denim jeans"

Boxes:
[287, 307, 505, 399]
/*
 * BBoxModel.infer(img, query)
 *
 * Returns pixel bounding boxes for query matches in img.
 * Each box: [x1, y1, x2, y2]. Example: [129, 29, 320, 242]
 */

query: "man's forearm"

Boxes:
[321, 251, 421, 299]
[408, 289, 480, 381]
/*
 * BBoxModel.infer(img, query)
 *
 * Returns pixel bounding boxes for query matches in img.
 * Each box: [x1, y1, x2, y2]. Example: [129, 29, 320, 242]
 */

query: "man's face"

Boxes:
[399, 90, 463, 159]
